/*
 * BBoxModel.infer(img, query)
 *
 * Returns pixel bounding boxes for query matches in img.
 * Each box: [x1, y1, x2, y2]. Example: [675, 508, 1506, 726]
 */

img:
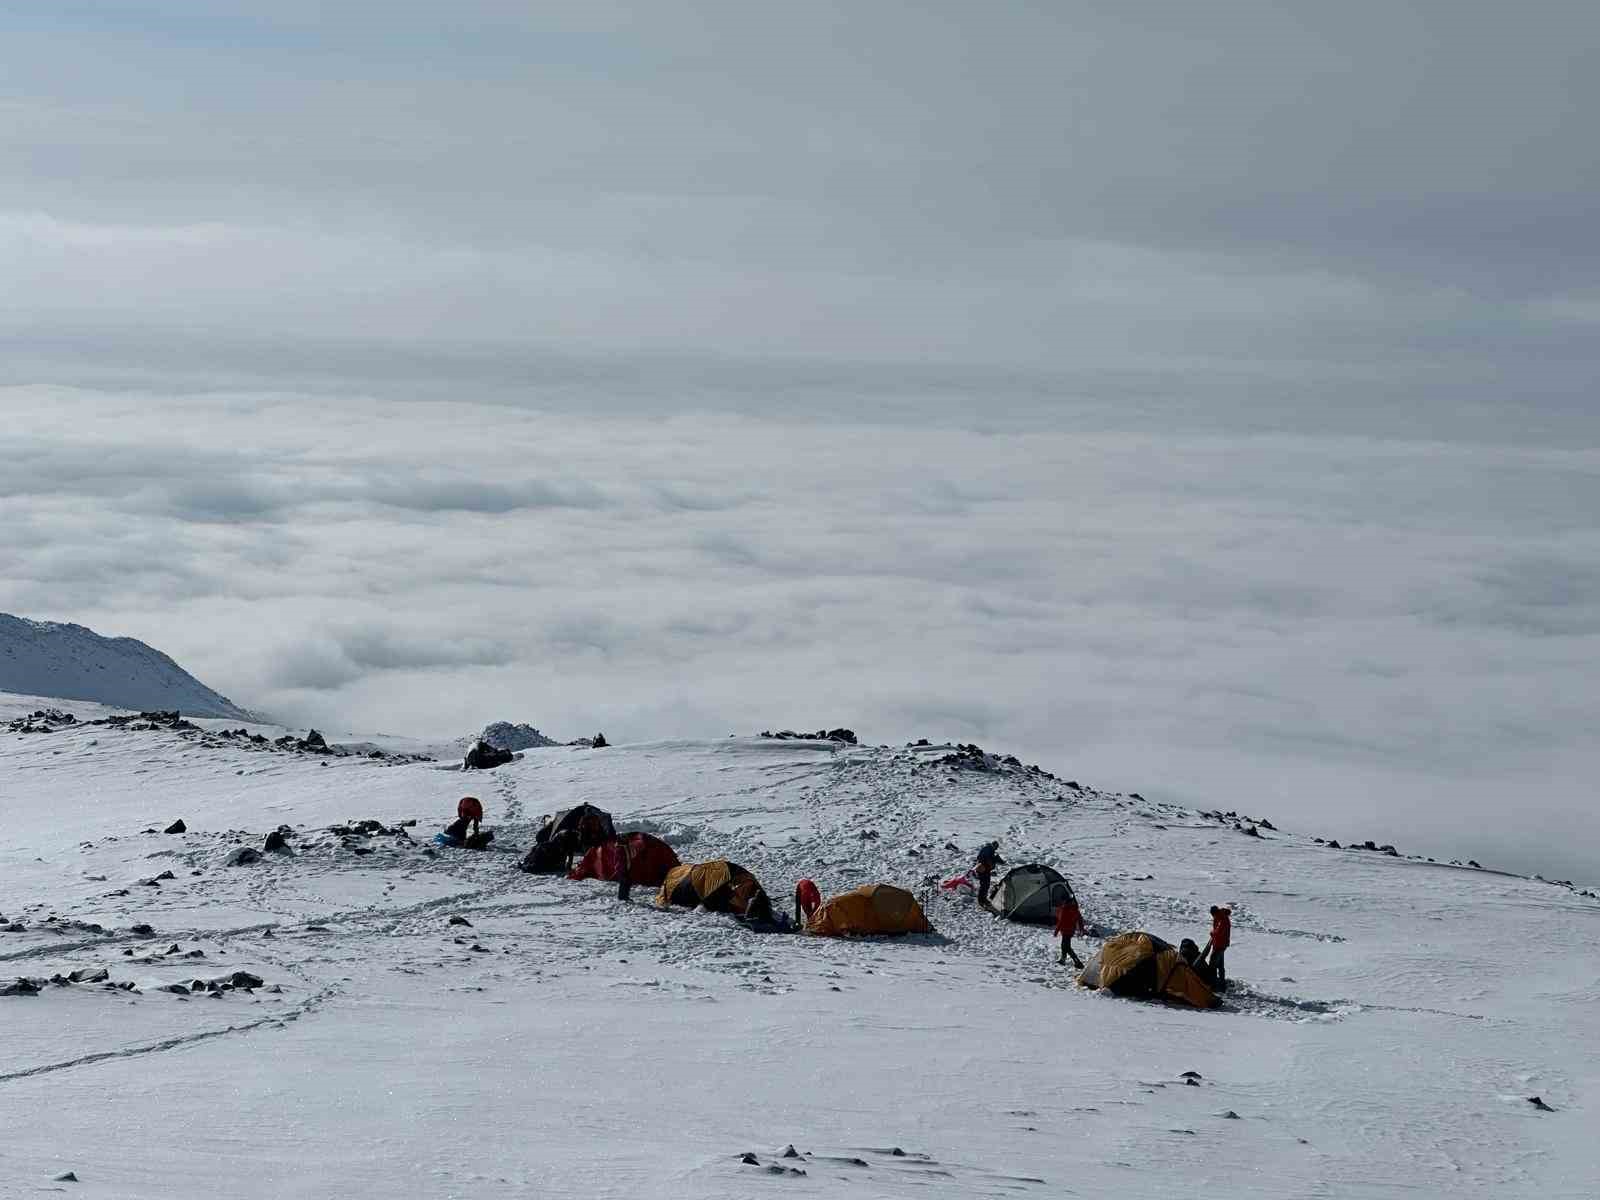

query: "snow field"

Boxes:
[1, 698, 1596, 1197]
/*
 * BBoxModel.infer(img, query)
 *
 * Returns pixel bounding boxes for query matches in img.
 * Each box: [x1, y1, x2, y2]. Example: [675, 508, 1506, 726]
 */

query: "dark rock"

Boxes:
[263, 829, 289, 854]
[1242, 825, 1261, 838]
[68, 967, 109, 984]
[1220, 1110, 1241, 1120]
[303, 729, 328, 750]
[164, 819, 187, 834]
[53, 1171, 79, 1182]
[154, 870, 175, 881]
[1, 977, 42, 996]
[1326, 840, 1341, 849]
[227, 971, 264, 989]
[1528, 1095, 1556, 1112]
[889, 1147, 906, 1157]
[781, 1145, 801, 1159]
[591, 732, 609, 748]
[1179, 1070, 1203, 1079]
[129, 923, 155, 936]
[1259, 819, 1276, 831]
[1, 922, 25, 933]
[1468, 860, 1482, 869]
[740, 1153, 760, 1166]
[448, 916, 472, 927]
[226, 847, 262, 866]
[463, 739, 515, 770]
[350, 845, 373, 856]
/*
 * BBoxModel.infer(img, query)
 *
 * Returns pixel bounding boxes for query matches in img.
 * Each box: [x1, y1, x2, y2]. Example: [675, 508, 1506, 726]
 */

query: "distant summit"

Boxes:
[478, 721, 559, 751]
[0, 613, 256, 721]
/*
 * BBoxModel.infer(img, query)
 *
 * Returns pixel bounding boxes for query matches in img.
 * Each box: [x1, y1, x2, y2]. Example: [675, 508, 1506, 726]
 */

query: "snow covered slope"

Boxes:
[0, 614, 255, 721]
[0, 699, 1595, 1198]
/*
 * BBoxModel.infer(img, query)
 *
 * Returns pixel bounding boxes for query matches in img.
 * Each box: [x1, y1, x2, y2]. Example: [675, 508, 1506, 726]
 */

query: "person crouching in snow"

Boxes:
[795, 878, 822, 926]
[440, 796, 492, 849]
[1203, 905, 1231, 990]
[973, 841, 1004, 911]
[1179, 938, 1218, 988]
[1054, 890, 1086, 968]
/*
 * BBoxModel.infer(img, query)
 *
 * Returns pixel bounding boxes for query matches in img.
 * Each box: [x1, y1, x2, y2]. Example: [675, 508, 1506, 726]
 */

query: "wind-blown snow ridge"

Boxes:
[0, 613, 255, 720]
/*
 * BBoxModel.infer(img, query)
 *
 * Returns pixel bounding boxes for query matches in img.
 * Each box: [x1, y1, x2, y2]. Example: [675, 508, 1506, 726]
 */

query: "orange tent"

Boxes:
[656, 860, 772, 921]
[1078, 931, 1218, 1009]
[569, 832, 680, 887]
[806, 884, 933, 937]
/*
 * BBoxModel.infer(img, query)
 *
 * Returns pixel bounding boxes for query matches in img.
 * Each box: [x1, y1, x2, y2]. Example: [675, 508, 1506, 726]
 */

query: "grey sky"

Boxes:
[1, 4, 1597, 879]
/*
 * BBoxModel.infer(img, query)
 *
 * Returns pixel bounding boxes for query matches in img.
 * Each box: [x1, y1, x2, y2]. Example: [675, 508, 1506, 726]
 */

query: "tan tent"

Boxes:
[656, 859, 772, 921]
[1078, 931, 1218, 1009]
[806, 884, 934, 938]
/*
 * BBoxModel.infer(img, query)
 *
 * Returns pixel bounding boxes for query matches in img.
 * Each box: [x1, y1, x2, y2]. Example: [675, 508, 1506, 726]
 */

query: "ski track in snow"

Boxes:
[2, 697, 1597, 1197]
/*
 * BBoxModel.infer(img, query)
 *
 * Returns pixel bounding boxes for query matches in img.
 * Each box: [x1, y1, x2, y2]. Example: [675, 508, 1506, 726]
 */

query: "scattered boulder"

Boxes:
[463, 740, 514, 770]
[164, 819, 187, 834]
[591, 732, 609, 748]
[225, 847, 262, 867]
[263, 829, 290, 854]
[1528, 1095, 1556, 1112]
[68, 967, 109, 984]
[1, 977, 42, 996]
[227, 971, 265, 990]
[129, 923, 155, 936]
[448, 915, 473, 927]
[53, 1171, 79, 1183]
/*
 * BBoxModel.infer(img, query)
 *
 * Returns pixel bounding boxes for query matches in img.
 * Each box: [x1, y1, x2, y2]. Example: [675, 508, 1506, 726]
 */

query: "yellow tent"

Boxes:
[806, 883, 934, 938]
[1078, 931, 1218, 1009]
[656, 859, 772, 921]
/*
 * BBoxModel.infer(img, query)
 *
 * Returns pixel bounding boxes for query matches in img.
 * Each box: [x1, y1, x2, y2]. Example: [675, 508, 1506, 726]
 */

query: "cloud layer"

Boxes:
[3, 390, 1597, 882]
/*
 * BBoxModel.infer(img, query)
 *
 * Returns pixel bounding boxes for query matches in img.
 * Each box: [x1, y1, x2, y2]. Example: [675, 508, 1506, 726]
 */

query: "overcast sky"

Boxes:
[2, 4, 1597, 879]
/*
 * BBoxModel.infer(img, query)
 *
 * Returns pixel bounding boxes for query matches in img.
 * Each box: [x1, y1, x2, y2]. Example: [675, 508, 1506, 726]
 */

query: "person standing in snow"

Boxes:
[794, 878, 822, 926]
[1202, 905, 1231, 990]
[973, 841, 1004, 911]
[616, 837, 633, 902]
[1054, 889, 1086, 968]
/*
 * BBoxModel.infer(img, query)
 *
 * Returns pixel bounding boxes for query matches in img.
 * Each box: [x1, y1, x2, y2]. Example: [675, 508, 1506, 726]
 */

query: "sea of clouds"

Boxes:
[4, 385, 1596, 882]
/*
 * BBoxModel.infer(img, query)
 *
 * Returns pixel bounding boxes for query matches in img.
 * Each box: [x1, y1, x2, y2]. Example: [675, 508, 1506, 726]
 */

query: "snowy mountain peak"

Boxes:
[0, 613, 255, 721]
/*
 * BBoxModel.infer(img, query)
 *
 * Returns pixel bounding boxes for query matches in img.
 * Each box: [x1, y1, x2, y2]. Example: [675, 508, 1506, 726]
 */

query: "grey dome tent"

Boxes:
[996, 863, 1073, 923]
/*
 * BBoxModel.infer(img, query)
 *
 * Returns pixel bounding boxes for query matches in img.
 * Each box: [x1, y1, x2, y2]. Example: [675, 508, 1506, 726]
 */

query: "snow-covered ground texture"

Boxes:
[1, 693, 1595, 1198]
[0, 614, 255, 721]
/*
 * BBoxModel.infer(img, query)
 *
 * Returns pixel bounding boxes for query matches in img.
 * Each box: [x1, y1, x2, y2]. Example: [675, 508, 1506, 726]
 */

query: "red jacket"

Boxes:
[796, 879, 822, 918]
[1210, 909, 1231, 951]
[1054, 900, 1083, 937]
